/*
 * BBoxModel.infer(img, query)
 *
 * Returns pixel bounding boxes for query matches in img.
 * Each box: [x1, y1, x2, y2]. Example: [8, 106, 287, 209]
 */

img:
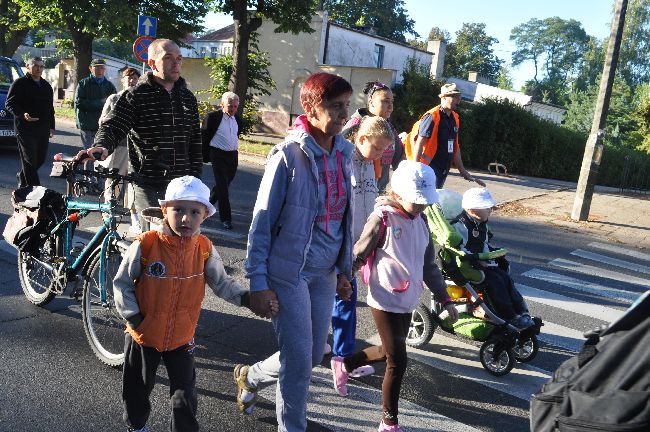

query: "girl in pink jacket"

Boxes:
[330, 160, 459, 432]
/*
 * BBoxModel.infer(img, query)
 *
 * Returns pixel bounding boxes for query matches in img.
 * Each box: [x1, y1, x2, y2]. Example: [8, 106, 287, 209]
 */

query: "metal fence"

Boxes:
[619, 155, 650, 195]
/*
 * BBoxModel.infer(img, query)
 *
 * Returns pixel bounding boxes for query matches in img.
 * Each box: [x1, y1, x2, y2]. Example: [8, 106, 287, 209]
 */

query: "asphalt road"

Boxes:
[0, 122, 647, 432]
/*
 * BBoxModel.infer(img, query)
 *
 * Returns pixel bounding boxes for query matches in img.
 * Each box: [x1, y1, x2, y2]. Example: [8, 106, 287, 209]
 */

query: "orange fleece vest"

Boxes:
[127, 231, 211, 352]
[404, 106, 460, 164]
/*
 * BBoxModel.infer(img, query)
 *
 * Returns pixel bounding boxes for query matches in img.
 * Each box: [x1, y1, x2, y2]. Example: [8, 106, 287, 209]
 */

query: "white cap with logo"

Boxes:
[158, 176, 217, 216]
[390, 160, 439, 205]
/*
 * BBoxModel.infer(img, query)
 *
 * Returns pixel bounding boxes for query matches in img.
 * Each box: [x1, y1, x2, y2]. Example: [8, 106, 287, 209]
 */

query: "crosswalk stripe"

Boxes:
[517, 283, 625, 323]
[366, 334, 551, 402]
[549, 258, 650, 288]
[258, 366, 482, 432]
[521, 268, 639, 303]
[538, 321, 586, 352]
[571, 249, 650, 275]
[589, 242, 650, 262]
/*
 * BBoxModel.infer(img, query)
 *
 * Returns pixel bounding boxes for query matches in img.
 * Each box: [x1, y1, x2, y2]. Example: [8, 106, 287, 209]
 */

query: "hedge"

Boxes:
[410, 97, 647, 188]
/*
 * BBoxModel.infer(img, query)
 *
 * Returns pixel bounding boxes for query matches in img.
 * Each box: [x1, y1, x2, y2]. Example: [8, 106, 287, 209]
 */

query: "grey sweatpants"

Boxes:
[247, 268, 336, 432]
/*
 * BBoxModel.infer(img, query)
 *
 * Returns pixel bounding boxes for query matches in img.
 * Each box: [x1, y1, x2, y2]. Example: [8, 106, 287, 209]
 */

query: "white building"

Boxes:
[185, 25, 234, 59]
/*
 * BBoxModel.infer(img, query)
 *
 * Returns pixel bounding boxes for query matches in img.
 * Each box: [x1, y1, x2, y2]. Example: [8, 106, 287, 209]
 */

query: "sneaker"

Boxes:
[324, 342, 332, 355]
[349, 364, 375, 378]
[509, 315, 534, 330]
[378, 420, 403, 431]
[233, 364, 257, 414]
[222, 220, 233, 230]
[330, 356, 349, 396]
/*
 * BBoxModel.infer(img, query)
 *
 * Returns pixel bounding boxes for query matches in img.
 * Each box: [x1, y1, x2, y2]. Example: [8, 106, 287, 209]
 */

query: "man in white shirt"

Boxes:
[201, 92, 242, 230]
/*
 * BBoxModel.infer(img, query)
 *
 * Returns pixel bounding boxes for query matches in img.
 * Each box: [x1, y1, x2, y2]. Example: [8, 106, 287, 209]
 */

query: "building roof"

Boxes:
[197, 24, 235, 42]
[328, 21, 431, 55]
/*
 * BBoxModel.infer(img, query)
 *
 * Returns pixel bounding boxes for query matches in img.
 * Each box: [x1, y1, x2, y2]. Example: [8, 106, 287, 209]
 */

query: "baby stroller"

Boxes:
[406, 190, 543, 376]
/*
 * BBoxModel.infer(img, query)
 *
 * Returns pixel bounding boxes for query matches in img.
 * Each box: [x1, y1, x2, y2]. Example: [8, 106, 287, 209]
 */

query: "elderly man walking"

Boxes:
[5, 56, 55, 187]
[201, 92, 242, 230]
[405, 83, 485, 188]
[86, 39, 202, 229]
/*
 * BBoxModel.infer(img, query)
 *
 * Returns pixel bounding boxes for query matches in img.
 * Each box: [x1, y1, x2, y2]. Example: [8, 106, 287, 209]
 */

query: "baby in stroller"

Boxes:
[452, 187, 534, 330]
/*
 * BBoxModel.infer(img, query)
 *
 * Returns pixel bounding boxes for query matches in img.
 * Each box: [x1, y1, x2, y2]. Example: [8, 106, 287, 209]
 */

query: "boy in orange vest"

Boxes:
[113, 175, 279, 432]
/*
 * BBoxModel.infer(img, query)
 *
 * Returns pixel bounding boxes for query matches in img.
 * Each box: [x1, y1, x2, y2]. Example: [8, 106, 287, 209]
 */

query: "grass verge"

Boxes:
[239, 138, 274, 158]
[55, 107, 76, 121]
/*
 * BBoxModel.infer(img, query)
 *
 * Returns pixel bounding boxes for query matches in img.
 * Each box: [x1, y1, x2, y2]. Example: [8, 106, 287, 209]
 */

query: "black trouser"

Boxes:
[209, 148, 238, 222]
[344, 308, 411, 426]
[477, 267, 528, 319]
[16, 128, 49, 187]
[122, 334, 199, 432]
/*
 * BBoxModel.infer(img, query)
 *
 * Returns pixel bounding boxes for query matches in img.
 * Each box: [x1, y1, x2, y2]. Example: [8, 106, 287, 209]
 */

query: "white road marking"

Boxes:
[537, 321, 586, 352]
[571, 249, 650, 275]
[549, 258, 650, 288]
[588, 242, 650, 262]
[517, 283, 625, 323]
[200, 226, 246, 240]
[521, 268, 639, 303]
[258, 366, 482, 432]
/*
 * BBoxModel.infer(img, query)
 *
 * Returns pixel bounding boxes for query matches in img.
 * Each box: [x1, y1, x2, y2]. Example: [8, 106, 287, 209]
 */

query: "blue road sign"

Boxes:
[137, 15, 157, 37]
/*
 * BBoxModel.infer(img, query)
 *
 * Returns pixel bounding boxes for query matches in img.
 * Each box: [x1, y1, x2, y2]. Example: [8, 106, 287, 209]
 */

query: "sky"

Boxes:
[203, 0, 615, 90]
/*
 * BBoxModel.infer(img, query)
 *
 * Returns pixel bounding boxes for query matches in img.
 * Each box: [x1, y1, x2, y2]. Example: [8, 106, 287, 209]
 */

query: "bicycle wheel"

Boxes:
[17, 235, 59, 306]
[81, 246, 125, 367]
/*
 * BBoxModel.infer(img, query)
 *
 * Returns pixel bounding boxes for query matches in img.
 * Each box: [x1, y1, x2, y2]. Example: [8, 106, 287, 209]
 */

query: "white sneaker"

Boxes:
[349, 364, 375, 378]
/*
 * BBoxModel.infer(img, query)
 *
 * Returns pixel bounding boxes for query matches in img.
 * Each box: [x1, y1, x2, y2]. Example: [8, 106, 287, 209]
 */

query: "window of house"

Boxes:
[373, 44, 385, 68]
[211, 46, 219, 58]
[199, 47, 206, 58]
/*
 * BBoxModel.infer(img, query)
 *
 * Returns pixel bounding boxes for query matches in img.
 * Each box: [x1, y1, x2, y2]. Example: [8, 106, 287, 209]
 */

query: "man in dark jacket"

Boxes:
[201, 92, 242, 230]
[5, 57, 55, 187]
[87, 39, 202, 228]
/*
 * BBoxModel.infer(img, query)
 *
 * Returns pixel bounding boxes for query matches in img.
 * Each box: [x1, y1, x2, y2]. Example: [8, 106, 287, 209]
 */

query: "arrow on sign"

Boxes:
[142, 18, 153, 36]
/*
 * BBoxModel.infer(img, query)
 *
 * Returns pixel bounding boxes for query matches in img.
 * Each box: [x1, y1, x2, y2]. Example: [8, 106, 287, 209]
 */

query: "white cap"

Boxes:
[390, 160, 439, 205]
[158, 176, 216, 216]
[462, 187, 496, 210]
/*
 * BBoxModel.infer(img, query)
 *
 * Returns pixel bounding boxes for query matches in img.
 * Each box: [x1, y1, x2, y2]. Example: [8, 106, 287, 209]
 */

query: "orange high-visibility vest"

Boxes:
[403, 106, 460, 165]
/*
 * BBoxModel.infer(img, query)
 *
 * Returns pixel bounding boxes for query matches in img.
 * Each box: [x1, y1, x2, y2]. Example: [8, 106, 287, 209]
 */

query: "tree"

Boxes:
[210, 0, 314, 110]
[428, 26, 450, 43]
[495, 65, 514, 90]
[391, 56, 441, 132]
[618, 0, 650, 89]
[444, 23, 502, 84]
[510, 17, 590, 105]
[322, 0, 417, 42]
[0, 0, 29, 57]
[15, 0, 207, 88]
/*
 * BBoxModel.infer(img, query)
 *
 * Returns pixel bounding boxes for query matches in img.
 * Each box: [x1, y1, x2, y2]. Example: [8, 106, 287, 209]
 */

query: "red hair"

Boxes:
[300, 72, 353, 109]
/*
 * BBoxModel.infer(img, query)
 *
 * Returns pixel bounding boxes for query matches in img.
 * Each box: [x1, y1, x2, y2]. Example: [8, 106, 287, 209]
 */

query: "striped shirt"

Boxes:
[94, 72, 202, 187]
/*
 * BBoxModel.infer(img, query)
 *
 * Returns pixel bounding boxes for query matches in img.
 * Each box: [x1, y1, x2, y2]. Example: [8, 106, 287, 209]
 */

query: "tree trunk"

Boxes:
[231, 0, 251, 109]
[70, 32, 93, 94]
[0, 0, 28, 58]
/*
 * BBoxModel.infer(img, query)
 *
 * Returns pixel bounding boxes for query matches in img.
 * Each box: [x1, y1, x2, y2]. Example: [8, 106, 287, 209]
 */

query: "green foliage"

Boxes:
[457, 97, 646, 187]
[444, 23, 502, 84]
[428, 26, 450, 43]
[211, 0, 315, 34]
[199, 33, 275, 135]
[92, 39, 138, 64]
[635, 84, 650, 152]
[495, 65, 514, 90]
[321, 0, 417, 42]
[391, 56, 442, 133]
[511, 17, 590, 105]
[619, 0, 650, 90]
[563, 77, 644, 151]
[0, 0, 30, 57]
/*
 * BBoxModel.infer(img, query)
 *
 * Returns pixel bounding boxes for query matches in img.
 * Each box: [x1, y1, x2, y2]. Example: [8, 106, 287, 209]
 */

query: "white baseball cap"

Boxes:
[158, 176, 216, 216]
[462, 187, 497, 210]
[390, 160, 439, 205]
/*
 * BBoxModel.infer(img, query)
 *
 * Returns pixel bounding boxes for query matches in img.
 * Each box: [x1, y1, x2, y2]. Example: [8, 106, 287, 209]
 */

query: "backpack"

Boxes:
[530, 290, 650, 431]
[3, 187, 65, 254]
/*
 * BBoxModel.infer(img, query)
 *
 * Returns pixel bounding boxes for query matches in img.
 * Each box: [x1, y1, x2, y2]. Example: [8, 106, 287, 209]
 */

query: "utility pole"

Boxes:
[571, 0, 628, 221]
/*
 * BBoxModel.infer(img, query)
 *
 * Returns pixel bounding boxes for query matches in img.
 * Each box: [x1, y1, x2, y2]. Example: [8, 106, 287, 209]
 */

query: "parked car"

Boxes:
[0, 56, 25, 147]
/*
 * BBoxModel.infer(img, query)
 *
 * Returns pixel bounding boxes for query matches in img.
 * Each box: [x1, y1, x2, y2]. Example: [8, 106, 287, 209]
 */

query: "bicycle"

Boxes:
[17, 154, 137, 367]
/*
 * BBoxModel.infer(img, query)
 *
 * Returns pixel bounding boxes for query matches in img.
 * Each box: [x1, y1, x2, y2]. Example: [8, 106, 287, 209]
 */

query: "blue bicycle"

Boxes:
[18, 155, 136, 367]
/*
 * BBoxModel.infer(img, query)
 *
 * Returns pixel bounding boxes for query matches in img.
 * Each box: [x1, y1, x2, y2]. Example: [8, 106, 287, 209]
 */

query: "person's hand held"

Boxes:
[250, 290, 277, 319]
[336, 276, 352, 301]
[445, 303, 459, 323]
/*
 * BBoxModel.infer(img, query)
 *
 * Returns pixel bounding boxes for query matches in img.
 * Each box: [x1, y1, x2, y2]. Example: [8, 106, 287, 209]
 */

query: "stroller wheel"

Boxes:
[513, 334, 539, 363]
[406, 304, 436, 348]
[480, 339, 515, 376]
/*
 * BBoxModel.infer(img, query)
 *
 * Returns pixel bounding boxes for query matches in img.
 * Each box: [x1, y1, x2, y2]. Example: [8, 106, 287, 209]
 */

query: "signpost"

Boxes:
[137, 15, 157, 37]
[133, 36, 155, 73]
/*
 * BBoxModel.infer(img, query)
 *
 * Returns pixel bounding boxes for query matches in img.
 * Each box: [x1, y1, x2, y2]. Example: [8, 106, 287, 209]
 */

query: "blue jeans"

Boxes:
[331, 277, 358, 357]
[247, 268, 336, 432]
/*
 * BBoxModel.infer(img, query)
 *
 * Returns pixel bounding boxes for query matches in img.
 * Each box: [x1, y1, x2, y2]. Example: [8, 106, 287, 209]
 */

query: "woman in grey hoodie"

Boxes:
[233, 72, 355, 432]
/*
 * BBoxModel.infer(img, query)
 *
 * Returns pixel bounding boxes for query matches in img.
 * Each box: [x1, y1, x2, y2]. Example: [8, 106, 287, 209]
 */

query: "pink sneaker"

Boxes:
[330, 356, 349, 396]
[378, 420, 403, 431]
